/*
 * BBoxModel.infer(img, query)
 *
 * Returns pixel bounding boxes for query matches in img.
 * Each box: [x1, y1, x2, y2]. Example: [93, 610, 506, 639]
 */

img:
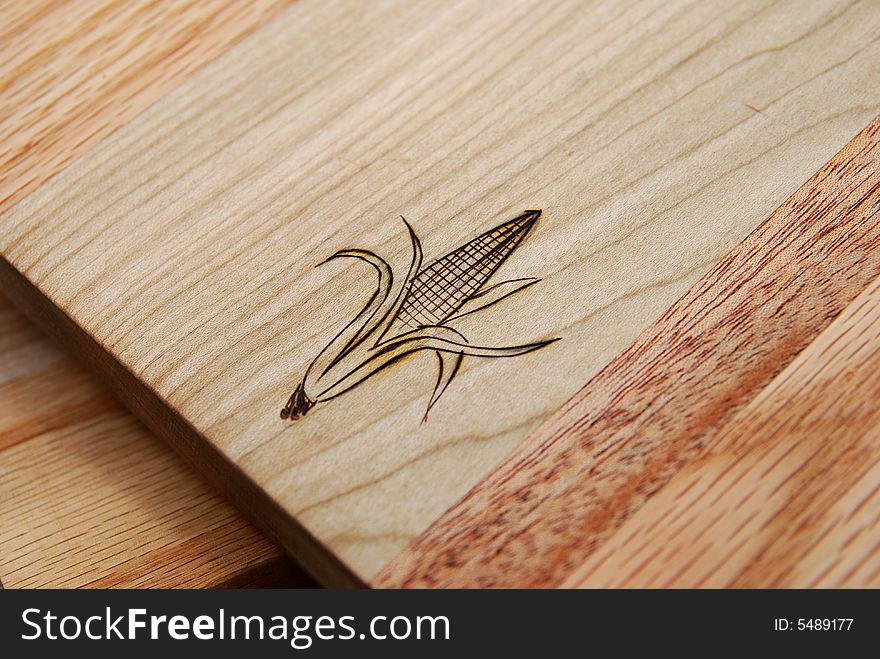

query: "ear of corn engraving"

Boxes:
[281, 210, 558, 422]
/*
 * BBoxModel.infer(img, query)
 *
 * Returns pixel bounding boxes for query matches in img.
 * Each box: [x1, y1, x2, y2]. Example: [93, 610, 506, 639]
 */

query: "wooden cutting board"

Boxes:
[2, 0, 880, 586]
[565, 272, 880, 588]
[0, 0, 309, 589]
[379, 116, 880, 587]
[0, 294, 311, 588]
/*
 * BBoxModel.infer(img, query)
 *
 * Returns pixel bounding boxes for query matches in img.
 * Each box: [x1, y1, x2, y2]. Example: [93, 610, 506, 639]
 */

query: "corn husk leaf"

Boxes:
[446, 277, 540, 323]
[307, 220, 422, 391]
[313, 324, 556, 402]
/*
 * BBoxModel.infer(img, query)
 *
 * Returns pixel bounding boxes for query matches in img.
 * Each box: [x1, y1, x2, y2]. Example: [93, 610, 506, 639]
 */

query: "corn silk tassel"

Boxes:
[281, 210, 558, 422]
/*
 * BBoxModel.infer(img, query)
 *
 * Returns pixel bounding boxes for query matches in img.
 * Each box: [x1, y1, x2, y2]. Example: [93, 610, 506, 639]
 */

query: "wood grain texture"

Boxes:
[0, 294, 310, 588]
[0, 0, 292, 217]
[2, 0, 880, 585]
[564, 274, 880, 588]
[0, 0, 299, 588]
[377, 115, 880, 588]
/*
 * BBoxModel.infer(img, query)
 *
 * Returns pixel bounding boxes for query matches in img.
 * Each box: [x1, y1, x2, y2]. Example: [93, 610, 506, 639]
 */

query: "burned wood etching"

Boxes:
[281, 210, 559, 422]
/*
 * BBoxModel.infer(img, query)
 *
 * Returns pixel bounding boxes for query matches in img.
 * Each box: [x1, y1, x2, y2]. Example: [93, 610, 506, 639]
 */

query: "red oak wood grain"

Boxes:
[376, 115, 880, 588]
[566, 273, 880, 588]
[0, 0, 292, 217]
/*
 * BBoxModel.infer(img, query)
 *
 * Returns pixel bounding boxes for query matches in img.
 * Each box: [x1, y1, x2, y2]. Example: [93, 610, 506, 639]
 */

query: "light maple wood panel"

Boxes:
[2, 0, 880, 585]
[0, 0, 297, 588]
[0, 0, 292, 217]
[566, 274, 880, 588]
[0, 295, 308, 588]
[378, 115, 880, 587]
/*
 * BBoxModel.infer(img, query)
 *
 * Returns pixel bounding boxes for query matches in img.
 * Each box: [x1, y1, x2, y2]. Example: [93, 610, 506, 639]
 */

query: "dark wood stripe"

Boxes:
[375, 115, 880, 588]
[565, 275, 880, 587]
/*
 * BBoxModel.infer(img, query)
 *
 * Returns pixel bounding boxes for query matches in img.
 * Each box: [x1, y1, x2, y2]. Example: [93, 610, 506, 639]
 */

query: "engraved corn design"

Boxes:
[392, 210, 540, 331]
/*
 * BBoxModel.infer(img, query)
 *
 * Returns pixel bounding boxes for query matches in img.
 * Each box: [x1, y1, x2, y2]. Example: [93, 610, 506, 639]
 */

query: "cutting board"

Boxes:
[379, 116, 880, 587]
[0, 295, 309, 588]
[3, 0, 880, 586]
[0, 0, 307, 589]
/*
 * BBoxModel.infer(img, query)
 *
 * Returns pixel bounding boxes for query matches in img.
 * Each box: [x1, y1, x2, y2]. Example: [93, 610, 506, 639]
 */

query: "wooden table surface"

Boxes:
[2, 0, 879, 588]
